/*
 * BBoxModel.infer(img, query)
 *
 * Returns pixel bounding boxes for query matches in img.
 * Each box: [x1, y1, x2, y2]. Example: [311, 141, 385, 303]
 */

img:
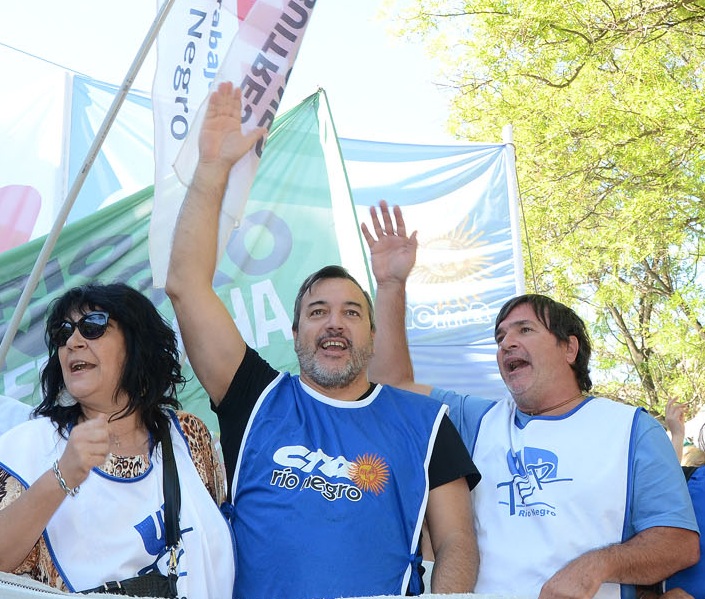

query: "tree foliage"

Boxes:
[390, 0, 705, 419]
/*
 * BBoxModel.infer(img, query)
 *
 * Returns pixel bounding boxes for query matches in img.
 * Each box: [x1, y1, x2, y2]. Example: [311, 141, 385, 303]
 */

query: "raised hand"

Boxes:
[198, 81, 267, 168]
[361, 200, 418, 286]
[665, 397, 687, 439]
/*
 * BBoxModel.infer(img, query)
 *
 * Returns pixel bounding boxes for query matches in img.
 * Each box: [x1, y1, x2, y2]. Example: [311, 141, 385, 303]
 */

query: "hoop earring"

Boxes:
[57, 388, 77, 407]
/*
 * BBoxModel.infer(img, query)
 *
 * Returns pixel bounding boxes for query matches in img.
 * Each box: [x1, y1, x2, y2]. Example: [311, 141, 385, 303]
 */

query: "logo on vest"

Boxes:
[497, 447, 572, 516]
[134, 504, 189, 578]
[271, 445, 389, 501]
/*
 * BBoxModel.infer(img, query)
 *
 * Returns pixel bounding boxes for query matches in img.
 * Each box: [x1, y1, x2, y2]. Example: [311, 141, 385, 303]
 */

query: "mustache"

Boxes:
[316, 332, 352, 346]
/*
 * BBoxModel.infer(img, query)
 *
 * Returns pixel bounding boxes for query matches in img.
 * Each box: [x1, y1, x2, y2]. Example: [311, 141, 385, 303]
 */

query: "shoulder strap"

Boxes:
[79, 428, 182, 597]
[160, 428, 181, 547]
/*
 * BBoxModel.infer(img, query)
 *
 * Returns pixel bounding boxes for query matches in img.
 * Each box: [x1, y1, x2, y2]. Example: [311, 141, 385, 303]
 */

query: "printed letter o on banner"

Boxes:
[227, 210, 292, 276]
[171, 114, 188, 141]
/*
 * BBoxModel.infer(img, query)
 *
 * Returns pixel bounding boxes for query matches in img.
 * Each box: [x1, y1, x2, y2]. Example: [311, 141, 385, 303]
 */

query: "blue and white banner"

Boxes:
[0, 51, 154, 253]
[342, 139, 524, 399]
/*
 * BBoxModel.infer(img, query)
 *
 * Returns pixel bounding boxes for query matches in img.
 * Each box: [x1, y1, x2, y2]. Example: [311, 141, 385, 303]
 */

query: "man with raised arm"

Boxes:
[165, 82, 480, 599]
[362, 201, 699, 599]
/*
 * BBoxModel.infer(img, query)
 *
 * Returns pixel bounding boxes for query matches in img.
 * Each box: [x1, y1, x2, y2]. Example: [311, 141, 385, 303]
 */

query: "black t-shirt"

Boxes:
[215, 346, 480, 497]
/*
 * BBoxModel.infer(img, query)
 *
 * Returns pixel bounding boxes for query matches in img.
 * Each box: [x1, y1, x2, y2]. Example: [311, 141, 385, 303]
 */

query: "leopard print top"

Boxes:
[0, 411, 226, 591]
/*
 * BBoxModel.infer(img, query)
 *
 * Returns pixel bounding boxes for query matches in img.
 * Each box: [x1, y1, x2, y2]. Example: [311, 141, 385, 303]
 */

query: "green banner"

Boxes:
[0, 91, 370, 432]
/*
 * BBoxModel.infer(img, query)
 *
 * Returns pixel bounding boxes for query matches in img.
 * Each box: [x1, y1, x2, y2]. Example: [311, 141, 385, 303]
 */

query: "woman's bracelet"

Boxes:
[52, 460, 80, 497]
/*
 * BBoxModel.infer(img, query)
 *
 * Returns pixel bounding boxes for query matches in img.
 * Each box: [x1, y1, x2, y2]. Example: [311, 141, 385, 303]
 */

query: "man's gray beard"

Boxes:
[295, 339, 373, 389]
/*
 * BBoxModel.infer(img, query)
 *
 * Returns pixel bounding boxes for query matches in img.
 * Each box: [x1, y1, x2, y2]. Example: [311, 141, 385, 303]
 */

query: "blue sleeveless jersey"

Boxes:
[227, 374, 445, 599]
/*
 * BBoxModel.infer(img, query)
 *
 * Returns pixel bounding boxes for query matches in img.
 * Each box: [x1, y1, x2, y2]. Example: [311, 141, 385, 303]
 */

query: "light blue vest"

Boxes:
[228, 374, 445, 599]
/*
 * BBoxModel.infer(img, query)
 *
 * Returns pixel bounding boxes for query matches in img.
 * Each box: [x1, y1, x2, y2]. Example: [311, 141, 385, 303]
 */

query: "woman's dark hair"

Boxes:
[292, 265, 375, 332]
[36, 283, 185, 440]
[495, 294, 593, 392]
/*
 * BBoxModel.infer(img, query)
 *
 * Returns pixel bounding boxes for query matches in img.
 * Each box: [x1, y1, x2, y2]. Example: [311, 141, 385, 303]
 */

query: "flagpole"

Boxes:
[502, 124, 527, 295]
[0, 0, 178, 370]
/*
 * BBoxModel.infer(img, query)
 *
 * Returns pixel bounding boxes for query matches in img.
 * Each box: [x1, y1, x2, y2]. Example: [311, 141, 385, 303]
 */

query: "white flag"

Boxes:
[150, 0, 238, 286]
[150, 0, 317, 286]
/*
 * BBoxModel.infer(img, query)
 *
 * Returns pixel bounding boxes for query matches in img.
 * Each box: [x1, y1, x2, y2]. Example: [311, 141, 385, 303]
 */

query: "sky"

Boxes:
[0, 0, 457, 144]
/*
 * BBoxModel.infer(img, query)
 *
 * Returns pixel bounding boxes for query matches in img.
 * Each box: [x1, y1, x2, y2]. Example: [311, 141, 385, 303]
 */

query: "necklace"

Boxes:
[109, 429, 149, 453]
[526, 392, 585, 416]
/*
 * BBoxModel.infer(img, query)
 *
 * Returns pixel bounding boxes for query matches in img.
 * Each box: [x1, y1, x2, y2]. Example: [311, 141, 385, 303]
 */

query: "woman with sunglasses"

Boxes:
[0, 283, 235, 597]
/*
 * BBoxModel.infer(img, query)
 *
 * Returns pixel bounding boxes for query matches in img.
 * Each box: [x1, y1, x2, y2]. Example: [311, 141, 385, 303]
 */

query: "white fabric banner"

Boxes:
[150, 0, 238, 286]
[0, 570, 532, 599]
[149, 0, 317, 286]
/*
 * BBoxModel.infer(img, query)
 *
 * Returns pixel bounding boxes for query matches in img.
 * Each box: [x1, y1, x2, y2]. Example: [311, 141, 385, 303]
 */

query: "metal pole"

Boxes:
[0, 0, 178, 369]
[503, 123, 534, 294]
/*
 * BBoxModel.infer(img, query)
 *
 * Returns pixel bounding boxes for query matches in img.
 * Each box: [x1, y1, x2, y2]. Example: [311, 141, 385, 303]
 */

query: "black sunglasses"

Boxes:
[50, 311, 110, 347]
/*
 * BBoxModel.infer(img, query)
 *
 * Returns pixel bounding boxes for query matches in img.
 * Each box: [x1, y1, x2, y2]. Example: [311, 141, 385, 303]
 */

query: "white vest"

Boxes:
[473, 396, 638, 597]
[0, 414, 234, 598]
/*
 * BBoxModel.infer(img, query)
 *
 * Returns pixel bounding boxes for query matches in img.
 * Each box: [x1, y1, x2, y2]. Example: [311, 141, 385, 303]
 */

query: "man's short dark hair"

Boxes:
[495, 294, 593, 392]
[292, 265, 375, 332]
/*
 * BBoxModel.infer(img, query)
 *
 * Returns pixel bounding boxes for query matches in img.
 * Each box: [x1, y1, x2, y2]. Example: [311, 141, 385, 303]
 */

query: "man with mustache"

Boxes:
[166, 82, 480, 599]
[362, 201, 699, 599]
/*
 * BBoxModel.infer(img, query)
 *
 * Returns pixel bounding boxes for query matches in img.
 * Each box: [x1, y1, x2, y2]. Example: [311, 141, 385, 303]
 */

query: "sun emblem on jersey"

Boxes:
[349, 454, 390, 495]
